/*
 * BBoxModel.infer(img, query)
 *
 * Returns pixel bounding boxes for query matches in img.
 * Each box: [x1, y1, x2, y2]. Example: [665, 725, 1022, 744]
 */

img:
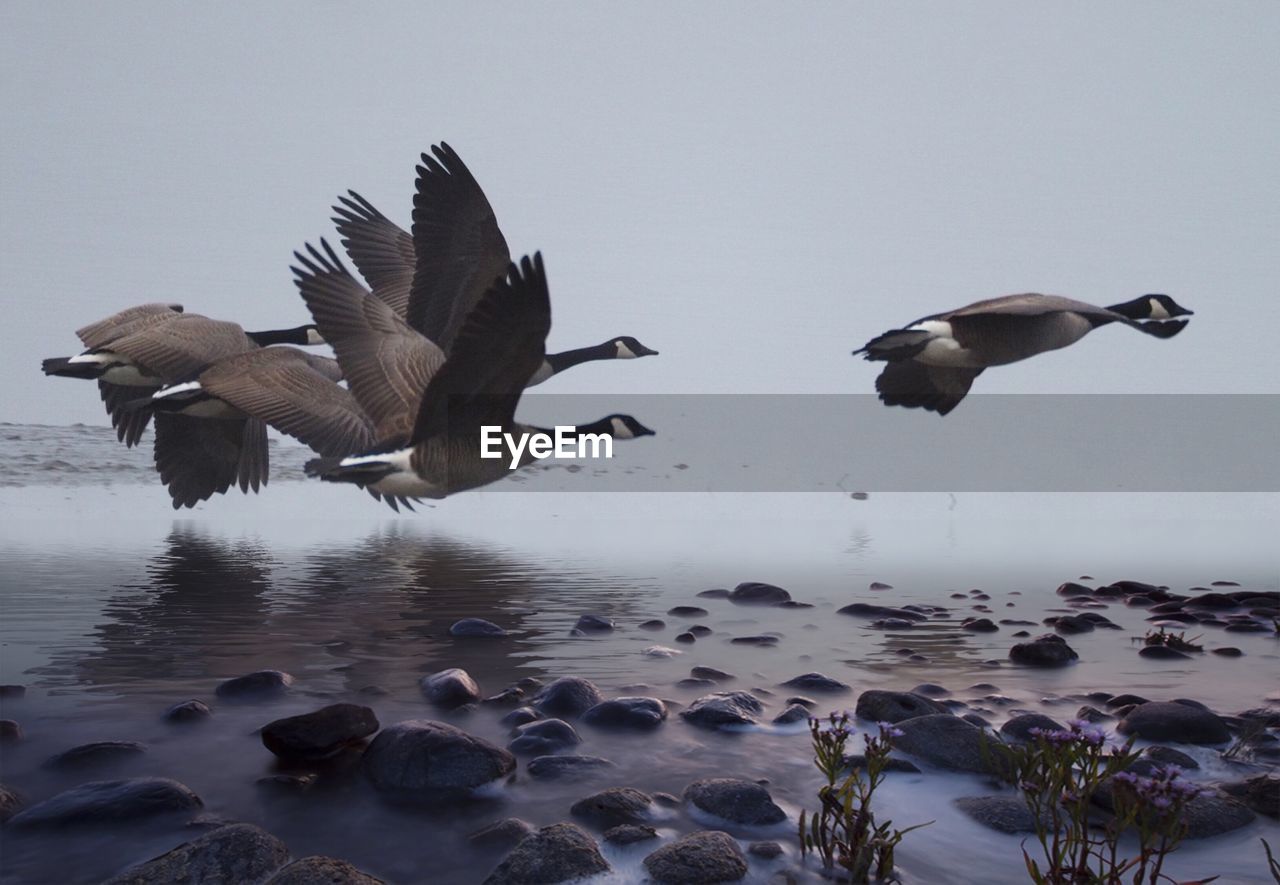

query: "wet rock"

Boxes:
[482, 822, 608, 884]
[500, 707, 540, 728]
[1075, 705, 1112, 724]
[748, 841, 783, 859]
[103, 823, 289, 885]
[697, 589, 731, 599]
[729, 582, 791, 606]
[772, 704, 811, 725]
[1218, 775, 1279, 818]
[1049, 614, 1095, 635]
[1000, 713, 1065, 742]
[363, 720, 515, 795]
[469, 818, 537, 851]
[893, 715, 997, 773]
[1117, 702, 1231, 745]
[1212, 647, 1243, 657]
[911, 683, 950, 697]
[1139, 646, 1191, 660]
[638, 619, 666, 630]
[0, 719, 21, 742]
[1056, 582, 1093, 597]
[642, 645, 682, 658]
[678, 677, 717, 689]
[163, 700, 212, 724]
[574, 613, 614, 633]
[9, 777, 202, 828]
[644, 830, 747, 883]
[785, 696, 817, 708]
[779, 673, 850, 693]
[842, 754, 920, 773]
[680, 691, 765, 729]
[582, 697, 668, 730]
[869, 581, 893, 591]
[854, 690, 950, 724]
[526, 755, 615, 781]
[256, 773, 317, 795]
[421, 668, 481, 709]
[691, 666, 735, 682]
[1009, 635, 1078, 667]
[604, 824, 658, 845]
[570, 787, 653, 827]
[685, 778, 786, 825]
[0, 784, 24, 823]
[688, 624, 713, 637]
[1143, 746, 1199, 769]
[669, 606, 709, 617]
[675, 632, 697, 644]
[482, 688, 526, 707]
[261, 704, 379, 761]
[1177, 792, 1258, 838]
[837, 603, 927, 621]
[215, 669, 293, 701]
[42, 740, 147, 771]
[653, 791, 680, 807]
[730, 635, 777, 646]
[532, 677, 604, 719]
[266, 856, 386, 884]
[962, 618, 999, 632]
[450, 618, 507, 638]
[1106, 693, 1149, 709]
[954, 795, 1047, 834]
[509, 718, 581, 755]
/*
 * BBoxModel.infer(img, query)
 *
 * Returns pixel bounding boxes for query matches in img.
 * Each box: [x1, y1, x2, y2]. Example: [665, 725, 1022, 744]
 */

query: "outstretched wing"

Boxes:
[98, 381, 154, 447]
[108, 315, 255, 381]
[407, 142, 512, 350]
[153, 413, 247, 509]
[332, 190, 416, 318]
[875, 361, 984, 416]
[76, 303, 184, 349]
[410, 252, 550, 443]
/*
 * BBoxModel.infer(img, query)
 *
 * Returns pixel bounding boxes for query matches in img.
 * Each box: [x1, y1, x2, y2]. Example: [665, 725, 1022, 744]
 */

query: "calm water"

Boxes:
[1, 425, 1277, 884]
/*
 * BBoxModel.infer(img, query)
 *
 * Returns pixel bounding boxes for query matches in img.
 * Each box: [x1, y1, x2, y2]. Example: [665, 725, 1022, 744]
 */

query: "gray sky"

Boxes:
[3, 2, 1278, 427]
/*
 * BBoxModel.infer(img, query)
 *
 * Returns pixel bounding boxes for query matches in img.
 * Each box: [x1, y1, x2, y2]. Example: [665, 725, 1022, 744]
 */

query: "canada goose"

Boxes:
[853, 293, 1193, 415]
[330, 143, 657, 383]
[302, 249, 654, 502]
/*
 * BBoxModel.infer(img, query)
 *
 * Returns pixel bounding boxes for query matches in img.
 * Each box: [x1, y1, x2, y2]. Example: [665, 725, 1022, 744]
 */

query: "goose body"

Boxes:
[331, 143, 656, 383]
[854, 293, 1193, 415]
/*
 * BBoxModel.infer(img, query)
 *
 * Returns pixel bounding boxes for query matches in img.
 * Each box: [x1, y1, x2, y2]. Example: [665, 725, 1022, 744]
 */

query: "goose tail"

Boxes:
[853, 329, 933, 361]
[305, 455, 395, 486]
[42, 356, 101, 379]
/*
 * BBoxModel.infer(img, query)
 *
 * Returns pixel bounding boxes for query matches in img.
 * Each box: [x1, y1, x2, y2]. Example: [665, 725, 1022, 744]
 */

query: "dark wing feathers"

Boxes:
[331, 190, 416, 318]
[76, 303, 183, 349]
[875, 362, 984, 416]
[108, 315, 255, 380]
[292, 240, 444, 442]
[98, 381, 153, 447]
[407, 142, 512, 348]
[410, 252, 550, 443]
[153, 414, 248, 509]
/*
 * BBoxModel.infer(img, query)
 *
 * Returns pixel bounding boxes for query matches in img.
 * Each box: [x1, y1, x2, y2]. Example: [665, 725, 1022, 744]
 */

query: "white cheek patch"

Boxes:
[615, 341, 637, 359]
[609, 417, 633, 439]
[1147, 298, 1170, 320]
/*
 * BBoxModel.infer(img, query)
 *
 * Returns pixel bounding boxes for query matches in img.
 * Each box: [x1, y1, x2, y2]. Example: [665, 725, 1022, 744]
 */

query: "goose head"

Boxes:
[1110, 294, 1194, 321]
[247, 324, 327, 347]
[609, 336, 659, 359]
[603, 414, 656, 439]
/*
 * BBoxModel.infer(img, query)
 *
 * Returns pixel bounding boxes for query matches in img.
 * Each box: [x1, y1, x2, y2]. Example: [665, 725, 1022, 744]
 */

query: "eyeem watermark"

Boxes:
[480, 426, 613, 470]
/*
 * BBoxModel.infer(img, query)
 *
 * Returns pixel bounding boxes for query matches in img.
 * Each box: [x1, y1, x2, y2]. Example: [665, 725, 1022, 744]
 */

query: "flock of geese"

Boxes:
[42, 142, 1194, 510]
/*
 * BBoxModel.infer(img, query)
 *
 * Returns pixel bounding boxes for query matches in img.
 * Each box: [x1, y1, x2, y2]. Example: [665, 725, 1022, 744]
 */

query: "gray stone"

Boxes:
[469, 818, 537, 851]
[362, 720, 515, 795]
[644, 830, 747, 883]
[838, 603, 928, 621]
[893, 715, 997, 773]
[450, 618, 507, 638]
[0, 684, 25, 698]
[1218, 775, 1279, 818]
[420, 668, 481, 708]
[680, 691, 765, 729]
[1143, 746, 1199, 769]
[1117, 702, 1231, 745]
[526, 755, 615, 781]
[691, 666, 735, 682]
[532, 677, 604, 719]
[669, 606, 709, 617]
[1180, 792, 1257, 838]
[729, 582, 791, 605]
[42, 741, 147, 770]
[574, 614, 614, 633]
[570, 787, 653, 827]
[261, 703, 379, 760]
[9, 777, 202, 828]
[215, 669, 293, 700]
[483, 823, 609, 884]
[999, 713, 1065, 742]
[500, 707, 540, 728]
[266, 856, 385, 884]
[954, 795, 1045, 834]
[748, 841, 783, 859]
[779, 672, 850, 693]
[685, 778, 786, 825]
[772, 704, 811, 725]
[854, 690, 950, 724]
[1008, 635, 1078, 667]
[163, 700, 212, 724]
[0, 784, 23, 823]
[698, 588, 731, 599]
[962, 618, 999, 632]
[509, 718, 580, 755]
[0, 719, 21, 742]
[102, 823, 288, 885]
[582, 697, 668, 730]
[603, 824, 658, 845]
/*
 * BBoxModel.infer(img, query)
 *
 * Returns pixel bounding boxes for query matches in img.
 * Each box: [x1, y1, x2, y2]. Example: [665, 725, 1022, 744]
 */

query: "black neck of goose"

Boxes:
[545, 342, 615, 375]
[1103, 297, 1151, 321]
[247, 325, 311, 346]
[569, 416, 617, 437]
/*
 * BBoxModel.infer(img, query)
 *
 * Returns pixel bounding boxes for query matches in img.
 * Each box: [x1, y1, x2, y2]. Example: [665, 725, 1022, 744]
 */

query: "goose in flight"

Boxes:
[853, 293, 1193, 415]
[302, 247, 654, 501]
[330, 142, 657, 382]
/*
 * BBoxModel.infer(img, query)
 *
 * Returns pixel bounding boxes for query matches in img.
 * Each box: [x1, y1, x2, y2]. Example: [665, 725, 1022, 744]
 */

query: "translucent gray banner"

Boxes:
[487, 394, 1280, 492]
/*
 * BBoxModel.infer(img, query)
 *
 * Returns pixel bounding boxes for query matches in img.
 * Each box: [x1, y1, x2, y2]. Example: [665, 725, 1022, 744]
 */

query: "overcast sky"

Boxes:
[3, 2, 1278, 427]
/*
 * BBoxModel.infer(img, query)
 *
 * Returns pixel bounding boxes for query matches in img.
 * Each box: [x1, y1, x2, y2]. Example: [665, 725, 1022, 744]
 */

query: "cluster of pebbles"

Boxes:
[1, 578, 1277, 883]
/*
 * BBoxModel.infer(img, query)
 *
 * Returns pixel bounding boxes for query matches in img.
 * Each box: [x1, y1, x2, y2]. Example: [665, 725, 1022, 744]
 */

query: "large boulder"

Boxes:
[1116, 702, 1231, 745]
[854, 690, 950, 724]
[532, 677, 604, 719]
[728, 582, 791, 605]
[684, 778, 786, 825]
[679, 692, 764, 729]
[9, 777, 202, 828]
[643, 831, 747, 883]
[265, 856, 386, 884]
[1009, 635, 1078, 667]
[892, 715, 996, 773]
[420, 668, 481, 708]
[362, 720, 515, 796]
[483, 823, 609, 884]
[582, 697, 668, 730]
[261, 704, 379, 760]
[102, 823, 288, 885]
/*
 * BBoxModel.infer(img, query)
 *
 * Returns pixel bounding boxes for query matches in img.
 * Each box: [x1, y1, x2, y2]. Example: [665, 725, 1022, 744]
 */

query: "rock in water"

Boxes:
[509, 719, 581, 755]
[0, 784, 24, 823]
[684, 778, 785, 825]
[215, 670, 293, 700]
[1116, 702, 1231, 745]
[420, 668, 481, 708]
[526, 755, 615, 781]
[604, 824, 658, 845]
[42, 741, 147, 771]
[265, 856, 386, 884]
[643, 830, 748, 883]
[450, 618, 507, 638]
[574, 614, 615, 633]
[362, 720, 515, 796]
[728, 582, 791, 605]
[999, 713, 1065, 742]
[892, 715, 996, 773]
[9, 778, 202, 828]
[954, 796, 1045, 834]
[570, 787, 653, 827]
[261, 704, 380, 760]
[532, 677, 605, 718]
[854, 690, 950, 724]
[469, 818, 538, 851]
[679, 692, 764, 729]
[1008, 635, 1078, 667]
[582, 697, 668, 730]
[779, 672, 850, 693]
[163, 700, 212, 724]
[482, 823, 609, 884]
[102, 824, 288, 884]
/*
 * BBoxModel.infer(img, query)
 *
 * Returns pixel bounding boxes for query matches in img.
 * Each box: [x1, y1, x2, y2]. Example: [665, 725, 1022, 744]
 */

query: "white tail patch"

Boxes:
[153, 380, 202, 400]
[340, 448, 413, 471]
[68, 351, 116, 366]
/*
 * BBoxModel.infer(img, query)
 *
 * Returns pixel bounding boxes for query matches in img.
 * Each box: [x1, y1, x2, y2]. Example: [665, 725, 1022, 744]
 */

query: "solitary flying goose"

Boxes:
[853, 293, 1193, 415]
[303, 248, 654, 501]
[331, 142, 657, 381]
